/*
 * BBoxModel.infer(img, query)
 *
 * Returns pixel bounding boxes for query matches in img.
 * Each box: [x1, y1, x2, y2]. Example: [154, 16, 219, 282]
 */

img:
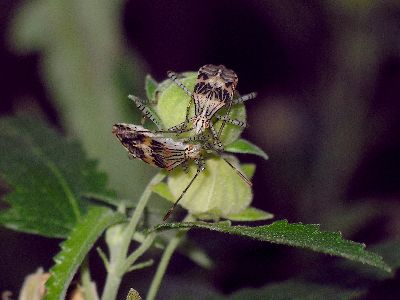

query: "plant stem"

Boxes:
[146, 215, 193, 300]
[101, 172, 166, 300]
[80, 257, 99, 300]
[125, 233, 156, 271]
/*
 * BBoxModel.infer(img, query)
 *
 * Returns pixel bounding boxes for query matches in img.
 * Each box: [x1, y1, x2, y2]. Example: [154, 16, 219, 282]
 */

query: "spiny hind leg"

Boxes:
[214, 115, 247, 128]
[232, 92, 257, 105]
[154, 121, 191, 135]
[209, 123, 224, 151]
[163, 163, 203, 221]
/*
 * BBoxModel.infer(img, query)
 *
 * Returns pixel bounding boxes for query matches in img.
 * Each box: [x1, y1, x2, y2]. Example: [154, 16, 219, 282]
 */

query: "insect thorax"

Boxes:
[184, 144, 202, 160]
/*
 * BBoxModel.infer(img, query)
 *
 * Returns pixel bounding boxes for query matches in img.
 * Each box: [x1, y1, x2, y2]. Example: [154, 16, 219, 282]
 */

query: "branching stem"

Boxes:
[101, 172, 165, 300]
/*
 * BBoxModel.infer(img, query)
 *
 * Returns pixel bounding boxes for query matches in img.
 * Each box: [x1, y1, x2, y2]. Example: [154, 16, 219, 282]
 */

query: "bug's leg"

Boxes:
[221, 156, 252, 187]
[167, 71, 192, 97]
[183, 133, 208, 143]
[168, 122, 189, 133]
[154, 122, 192, 136]
[209, 122, 224, 151]
[163, 164, 203, 221]
[214, 115, 247, 128]
[128, 95, 164, 130]
[232, 92, 257, 105]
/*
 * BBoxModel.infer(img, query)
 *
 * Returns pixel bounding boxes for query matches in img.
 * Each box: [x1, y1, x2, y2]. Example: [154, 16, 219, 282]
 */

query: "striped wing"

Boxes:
[113, 123, 187, 171]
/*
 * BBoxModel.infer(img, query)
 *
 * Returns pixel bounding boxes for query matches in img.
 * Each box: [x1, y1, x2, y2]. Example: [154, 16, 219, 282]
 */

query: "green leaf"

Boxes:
[153, 220, 391, 272]
[10, 0, 154, 201]
[0, 117, 115, 238]
[178, 240, 214, 270]
[152, 182, 175, 202]
[240, 163, 256, 179]
[207, 280, 362, 300]
[225, 207, 274, 222]
[339, 239, 400, 280]
[145, 74, 158, 102]
[225, 139, 269, 160]
[45, 206, 125, 300]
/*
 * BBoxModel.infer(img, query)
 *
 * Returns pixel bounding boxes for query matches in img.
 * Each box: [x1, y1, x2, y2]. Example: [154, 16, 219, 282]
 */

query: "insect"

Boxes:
[130, 64, 257, 150]
[112, 123, 251, 220]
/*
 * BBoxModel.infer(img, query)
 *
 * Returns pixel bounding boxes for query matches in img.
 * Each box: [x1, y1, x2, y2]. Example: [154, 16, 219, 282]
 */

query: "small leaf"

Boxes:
[225, 139, 269, 160]
[178, 240, 214, 270]
[145, 75, 158, 103]
[45, 207, 125, 300]
[152, 182, 175, 202]
[240, 163, 256, 179]
[153, 220, 391, 272]
[225, 207, 274, 222]
[0, 117, 115, 238]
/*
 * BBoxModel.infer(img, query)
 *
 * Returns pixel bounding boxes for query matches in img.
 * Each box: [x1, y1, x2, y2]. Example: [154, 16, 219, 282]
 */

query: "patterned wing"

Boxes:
[148, 137, 188, 171]
[112, 123, 187, 171]
[193, 64, 238, 116]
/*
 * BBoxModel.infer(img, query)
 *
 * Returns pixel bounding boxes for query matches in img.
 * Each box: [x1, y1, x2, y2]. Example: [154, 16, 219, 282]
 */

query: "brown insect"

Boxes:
[130, 64, 257, 149]
[112, 123, 251, 220]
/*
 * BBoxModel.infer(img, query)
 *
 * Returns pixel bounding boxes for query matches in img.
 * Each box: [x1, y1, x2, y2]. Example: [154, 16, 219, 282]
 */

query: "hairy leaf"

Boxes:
[45, 206, 124, 300]
[153, 220, 391, 272]
[339, 239, 400, 280]
[0, 117, 115, 238]
[225, 139, 269, 160]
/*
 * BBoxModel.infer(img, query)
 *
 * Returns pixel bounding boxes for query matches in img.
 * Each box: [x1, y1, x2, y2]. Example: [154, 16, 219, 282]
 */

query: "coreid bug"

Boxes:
[130, 65, 257, 149]
[112, 123, 251, 220]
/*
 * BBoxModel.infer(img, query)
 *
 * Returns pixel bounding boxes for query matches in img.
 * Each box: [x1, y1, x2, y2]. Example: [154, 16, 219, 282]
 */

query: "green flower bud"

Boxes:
[167, 156, 252, 217]
[150, 70, 253, 218]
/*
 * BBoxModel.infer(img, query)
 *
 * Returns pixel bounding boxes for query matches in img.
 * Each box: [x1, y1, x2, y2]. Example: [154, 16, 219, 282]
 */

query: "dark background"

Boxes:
[1, 0, 400, 298]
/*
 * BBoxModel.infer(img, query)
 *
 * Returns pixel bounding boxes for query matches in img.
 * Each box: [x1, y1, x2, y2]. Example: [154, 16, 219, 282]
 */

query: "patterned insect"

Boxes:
[130, 64, 257, 149]
[112, 123, 252, 220]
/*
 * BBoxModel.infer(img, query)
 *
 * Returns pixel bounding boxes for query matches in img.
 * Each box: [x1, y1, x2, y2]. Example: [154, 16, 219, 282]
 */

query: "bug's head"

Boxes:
[192, 116, 209, 135]
[112, 123, 127, 135]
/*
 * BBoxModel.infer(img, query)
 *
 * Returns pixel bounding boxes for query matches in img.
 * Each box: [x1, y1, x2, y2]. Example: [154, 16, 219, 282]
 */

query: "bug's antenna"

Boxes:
[163, 168, 202, 221]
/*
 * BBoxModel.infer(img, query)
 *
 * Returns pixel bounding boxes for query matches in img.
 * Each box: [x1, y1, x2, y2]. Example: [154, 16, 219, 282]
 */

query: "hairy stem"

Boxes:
[80, 257, 99, 300]
[146, 215, 193, 300]
[101, 172, 166, 300]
